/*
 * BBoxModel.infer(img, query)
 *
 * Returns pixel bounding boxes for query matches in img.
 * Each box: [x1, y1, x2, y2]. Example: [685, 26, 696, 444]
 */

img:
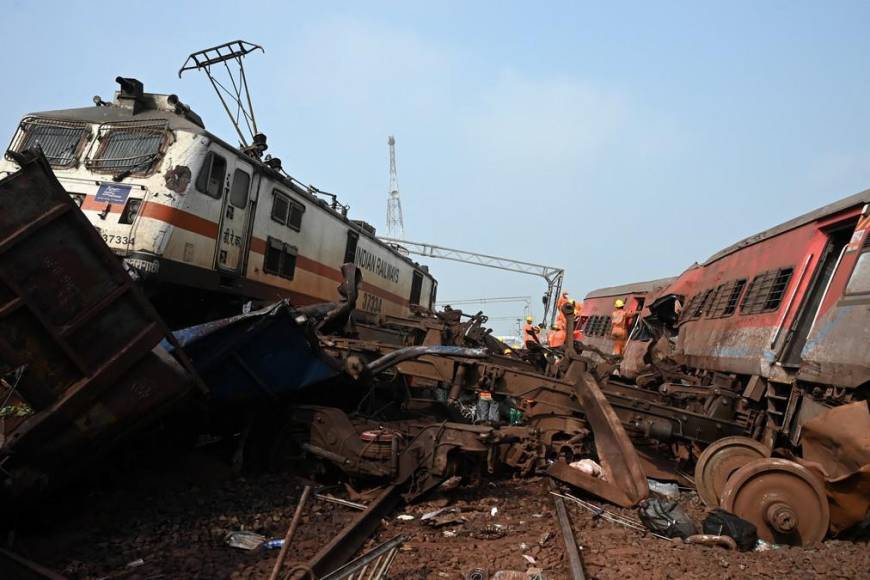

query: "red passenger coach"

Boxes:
[580, 277, 675, 354]
[629, 189, 870, 444]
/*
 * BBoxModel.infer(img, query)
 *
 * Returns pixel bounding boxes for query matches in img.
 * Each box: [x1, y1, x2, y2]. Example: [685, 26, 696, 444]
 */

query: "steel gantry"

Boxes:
[379, 238, 565, 327]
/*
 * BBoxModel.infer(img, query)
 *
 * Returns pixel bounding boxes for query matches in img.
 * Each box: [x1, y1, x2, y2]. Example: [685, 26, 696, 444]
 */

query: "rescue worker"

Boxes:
[476, 388, 500, 424]
[610, 299, 630, 355]
[556, 292, 571, 331]
[570, 300, 583, 341]
[522, 315, 541, 348]
[548, 324, 566, 348]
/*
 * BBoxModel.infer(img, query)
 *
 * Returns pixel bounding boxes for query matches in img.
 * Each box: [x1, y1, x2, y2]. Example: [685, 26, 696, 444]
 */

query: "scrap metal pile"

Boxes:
[1, 152, 868, 578]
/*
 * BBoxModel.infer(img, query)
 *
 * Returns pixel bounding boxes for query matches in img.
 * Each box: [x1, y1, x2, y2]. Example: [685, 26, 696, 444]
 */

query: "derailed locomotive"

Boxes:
[0, 78, 436, 327]
[582, 189, 870, 543]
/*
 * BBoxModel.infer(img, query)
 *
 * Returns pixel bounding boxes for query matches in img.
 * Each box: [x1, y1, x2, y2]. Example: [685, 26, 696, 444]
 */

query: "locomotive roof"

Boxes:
[704, 188, 870, 266]
[24, 97, 206, 133]
[23, 89, 435, 278]
[584, 276, 677, 300]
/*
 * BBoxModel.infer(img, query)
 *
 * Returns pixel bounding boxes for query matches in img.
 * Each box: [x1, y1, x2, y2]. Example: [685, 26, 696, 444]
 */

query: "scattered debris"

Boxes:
[569, 459, 604, 479]
[685, 534, 738, 550]
[702, 508, 758, 551]
[319, 534, 406, 580]
[551, 486, 586, 579]
[421, 506, 465, 527]
[638, 498, 696, 540]
[268, 485, 311, 580]
[225, 531, 267, 551]
[315, 494, 367, 511]
[646, 479, 680, 499]
[438, 475, 463, 491]
[553, 491, 671, 540]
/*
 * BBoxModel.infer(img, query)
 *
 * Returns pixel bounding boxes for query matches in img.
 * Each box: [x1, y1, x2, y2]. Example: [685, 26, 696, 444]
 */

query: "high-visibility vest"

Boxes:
[523, 323, 539, 344]
[611, 309, 628, 340]
[548, 328, 566, 348]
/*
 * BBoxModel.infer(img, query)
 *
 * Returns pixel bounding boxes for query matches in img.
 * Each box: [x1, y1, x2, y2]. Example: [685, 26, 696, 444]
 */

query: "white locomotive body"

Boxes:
[0, 81, 436, 327]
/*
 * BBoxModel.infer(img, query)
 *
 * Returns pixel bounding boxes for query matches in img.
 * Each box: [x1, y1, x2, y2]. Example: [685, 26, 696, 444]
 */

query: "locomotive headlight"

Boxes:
[120, 198, 142, 224]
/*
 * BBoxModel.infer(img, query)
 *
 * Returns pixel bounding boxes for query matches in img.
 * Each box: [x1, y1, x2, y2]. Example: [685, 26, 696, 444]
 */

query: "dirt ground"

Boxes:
[9, 453, 870, 580]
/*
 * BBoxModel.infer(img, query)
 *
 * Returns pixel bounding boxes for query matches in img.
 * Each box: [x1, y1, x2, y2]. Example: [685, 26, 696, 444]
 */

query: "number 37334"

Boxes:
[101, 233, 135, 245]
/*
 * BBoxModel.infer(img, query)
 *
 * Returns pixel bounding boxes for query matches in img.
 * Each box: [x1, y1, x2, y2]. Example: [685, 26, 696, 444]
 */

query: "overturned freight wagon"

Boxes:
[0, 151, 196, 506]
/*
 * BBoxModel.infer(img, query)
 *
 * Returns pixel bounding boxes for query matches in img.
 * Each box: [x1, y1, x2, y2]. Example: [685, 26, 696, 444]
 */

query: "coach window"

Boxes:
[709, 279, 747, 318]
[740, 267, 794, 314]
[195, 152, 226, 198]
[678, 294, 699, 323]
[264, 237, 298, 280]
[229, 168, 250, 208]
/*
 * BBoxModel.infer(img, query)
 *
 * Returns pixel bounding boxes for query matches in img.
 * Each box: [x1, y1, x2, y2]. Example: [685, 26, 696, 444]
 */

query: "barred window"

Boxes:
[740, 267, 794, 315]
[690, 289, 715, 319]
[12, 118, 89, 167]
[585, 316, 601, 336]
[264, 237, 297, 280]
[87, 122, 167, 174]
[679, 294, 700, 324]
[271, 193, 289, 224]
[271, 190, 305, 231]
[708, 279, 747, 318]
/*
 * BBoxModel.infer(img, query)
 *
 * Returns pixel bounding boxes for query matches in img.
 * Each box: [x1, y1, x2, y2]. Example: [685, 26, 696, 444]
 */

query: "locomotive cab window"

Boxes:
[271, 190, 305, 231]
[12, 118, 89, 168]
[264, 237, 297, 280]
[410, 271, 424, 305]
[229, 168, 250, 208]
[196, 152, 227, 198]
[87, 123, 166, 174]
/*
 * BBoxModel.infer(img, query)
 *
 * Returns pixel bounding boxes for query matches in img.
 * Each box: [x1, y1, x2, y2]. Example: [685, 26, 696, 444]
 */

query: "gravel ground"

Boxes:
[9, 453, 870, 579]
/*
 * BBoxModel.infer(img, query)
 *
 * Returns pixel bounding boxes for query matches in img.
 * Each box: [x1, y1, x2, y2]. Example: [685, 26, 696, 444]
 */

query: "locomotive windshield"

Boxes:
[11, 118, 89, 168]
[86, 121, 167, 175]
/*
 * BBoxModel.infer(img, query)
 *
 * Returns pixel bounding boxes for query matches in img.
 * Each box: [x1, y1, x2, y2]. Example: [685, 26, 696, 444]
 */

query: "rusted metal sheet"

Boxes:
[0, 150, 192, 501]
[798, 401, 870, 534]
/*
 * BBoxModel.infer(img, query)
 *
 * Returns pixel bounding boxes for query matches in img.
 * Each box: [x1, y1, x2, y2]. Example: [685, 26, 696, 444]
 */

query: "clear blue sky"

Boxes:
[3, 1, 870, 336]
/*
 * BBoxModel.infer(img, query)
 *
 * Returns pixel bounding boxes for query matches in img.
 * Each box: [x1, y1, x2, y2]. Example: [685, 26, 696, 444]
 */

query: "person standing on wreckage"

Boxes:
[610, 299, 631, 355]
[475, 386, 501, 424]
[522, 315, 542, 348]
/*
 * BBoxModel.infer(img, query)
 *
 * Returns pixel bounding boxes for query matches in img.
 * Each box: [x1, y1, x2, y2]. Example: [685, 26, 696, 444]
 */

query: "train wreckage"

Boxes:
[0, 43, 868, 578]
[1, 149, 869, 577]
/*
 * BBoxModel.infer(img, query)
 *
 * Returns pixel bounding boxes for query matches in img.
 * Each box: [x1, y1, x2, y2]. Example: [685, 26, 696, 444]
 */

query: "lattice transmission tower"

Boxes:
[385, 135, 405, 238]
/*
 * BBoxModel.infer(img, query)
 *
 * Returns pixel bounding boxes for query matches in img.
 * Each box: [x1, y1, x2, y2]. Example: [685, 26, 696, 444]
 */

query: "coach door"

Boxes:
[779, 223, 854, 366]
[216, 159, 254, 273]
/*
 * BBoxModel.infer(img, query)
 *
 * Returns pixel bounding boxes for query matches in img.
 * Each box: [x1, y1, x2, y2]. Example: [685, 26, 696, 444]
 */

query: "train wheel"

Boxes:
[721, 458, 829, 546]
[694, 436, 770, 507]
